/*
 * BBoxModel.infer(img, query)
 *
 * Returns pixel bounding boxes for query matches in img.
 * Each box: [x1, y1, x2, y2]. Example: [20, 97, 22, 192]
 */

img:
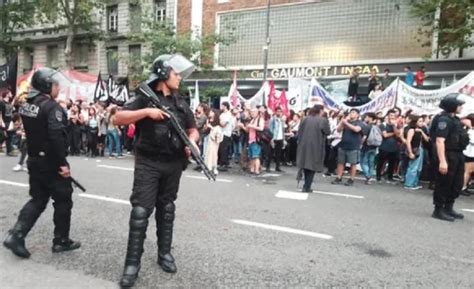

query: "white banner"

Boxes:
[288, 78, 311, 112]
[397, 71, 474, 115]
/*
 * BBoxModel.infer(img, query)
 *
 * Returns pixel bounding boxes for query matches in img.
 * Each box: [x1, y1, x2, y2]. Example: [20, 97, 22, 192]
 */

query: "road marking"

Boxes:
[231, 219, 333, 240]
[97, 165, 133, 171]
[275, 190, 308, 200]
[461, 209, 474, 213]
[185, 175, 232, 183]
[312, 190, 365, 199]
[0, 180, 29, 187]
[261, 173, 281, 177]
[78, 193, 129, 205]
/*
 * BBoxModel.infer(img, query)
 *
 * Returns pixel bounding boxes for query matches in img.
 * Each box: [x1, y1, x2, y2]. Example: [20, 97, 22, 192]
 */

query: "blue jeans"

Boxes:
[404, 148, 424, 187]
[360, 149, 376, 178]
[107, 128, 122, 156]
[232, 139, 242, 161]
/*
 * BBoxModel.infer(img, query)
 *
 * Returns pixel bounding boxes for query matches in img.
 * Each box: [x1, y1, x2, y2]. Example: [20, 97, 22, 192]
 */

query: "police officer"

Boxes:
[432, 93, 469, 222]
[114, 54, 199, 288]
[3, 68, 80, 258]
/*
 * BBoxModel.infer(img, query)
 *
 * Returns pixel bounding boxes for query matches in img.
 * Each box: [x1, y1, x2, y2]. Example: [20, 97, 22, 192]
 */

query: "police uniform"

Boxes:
[3, 68, 80, 258]
[120, 54, 197, 288]
[431, 93, 469, 221]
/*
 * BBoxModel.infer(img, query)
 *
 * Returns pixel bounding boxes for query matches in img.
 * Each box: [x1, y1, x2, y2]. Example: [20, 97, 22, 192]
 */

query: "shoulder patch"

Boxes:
[438, 121, 447, 130]
[55, 110, 63, 122]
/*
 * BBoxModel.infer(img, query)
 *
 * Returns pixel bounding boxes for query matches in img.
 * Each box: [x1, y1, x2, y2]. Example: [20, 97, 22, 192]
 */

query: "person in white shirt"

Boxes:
[218, 102, 233, 171]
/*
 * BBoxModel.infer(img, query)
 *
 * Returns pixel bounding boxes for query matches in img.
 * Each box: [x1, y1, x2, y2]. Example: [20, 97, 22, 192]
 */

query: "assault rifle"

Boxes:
[138, 83, 216, 181]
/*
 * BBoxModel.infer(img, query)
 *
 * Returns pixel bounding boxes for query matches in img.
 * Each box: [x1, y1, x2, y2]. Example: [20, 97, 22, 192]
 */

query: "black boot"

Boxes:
[3, 228, 30, 258]
[156, 202, 177, 273]
[445, 203, 464, 219]
[120, 207, 150, 288]
[52, 238, 81, 253]
[432, 206, 455, 222]
[4, 200, 46, 258]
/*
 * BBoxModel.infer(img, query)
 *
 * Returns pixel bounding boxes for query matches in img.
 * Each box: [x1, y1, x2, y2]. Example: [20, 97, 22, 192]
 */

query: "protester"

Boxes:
[360, 113, 379, 184]
[218, 102, 233, 171]
[332, 108, 364, 186]
[461, 114, 474, 196]
[324, 111, 342, 176]
[106, 106, 123, 158]
[268, 107, 285, 172]
[376, 109, 400, 184]
[68, 104, 83, 156]
[286, 113, 301, 166]
[204, 109, 223, 176]
[404, 66, 415, 87]
[368, 84, 383, 100]
[367, 68, 379, 95]
[380, 68, 393, 90]
[87, 107, 99, 157]
[404, 115, 430, 190]
[231, 108, 242, 163]
[347, 68, 360, 101]
[12, 114, 28, 172]
[241, 108, 264, 175]
[297, 105, 330, 192]
[415, 66, 426, 88]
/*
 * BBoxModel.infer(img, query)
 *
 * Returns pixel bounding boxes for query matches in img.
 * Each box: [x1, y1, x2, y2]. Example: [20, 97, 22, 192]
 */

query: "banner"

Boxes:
[325, 78, 349, 104]
[310, 78, 398, 114]
[0, 56, 18, 96]
[94, 73, 109, 103]
[397, 71, 474, 115]
[190, 80, 200, 112]
[288, 78, 311, 112]
[228, 71, 241, 108]
[267, 80, 289, 116]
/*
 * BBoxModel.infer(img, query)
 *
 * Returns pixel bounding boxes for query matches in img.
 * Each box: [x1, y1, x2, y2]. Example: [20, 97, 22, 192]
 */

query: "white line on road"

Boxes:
[231, 219, 333, 240]
[261, 173, 281, 177]
[97, 165, 134, 171]
[275, 190, 308, 200]
[185, 175, 232, 183]
[461, 209, 474, 213]
[0, 180, 29, 187]
[78, 193, 129, 205]
[312, 190, 365, 199]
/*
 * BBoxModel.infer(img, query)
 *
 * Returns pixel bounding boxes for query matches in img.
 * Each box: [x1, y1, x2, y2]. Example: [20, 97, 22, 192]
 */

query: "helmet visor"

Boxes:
[168, 54, 195, 79]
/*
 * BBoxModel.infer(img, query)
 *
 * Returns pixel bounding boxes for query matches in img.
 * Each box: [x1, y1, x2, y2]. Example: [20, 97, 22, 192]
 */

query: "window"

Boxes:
[23, 47, 34, 72]
[74, 44, 89, 69]
[46, 45, 59, 69]
[107, 47, 119, 75]
[107, 5, 118, 32]
[129, 45, 142, 74]
[155, 0, 166, 22]
[129, 3, 142, 33]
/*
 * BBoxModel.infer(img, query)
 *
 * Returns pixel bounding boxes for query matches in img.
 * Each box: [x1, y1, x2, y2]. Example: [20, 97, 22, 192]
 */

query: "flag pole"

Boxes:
[262, 0, 271, 106]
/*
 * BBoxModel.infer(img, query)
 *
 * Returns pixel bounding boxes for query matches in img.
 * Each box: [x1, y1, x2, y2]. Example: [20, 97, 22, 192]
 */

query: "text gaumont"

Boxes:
[250, 65, 379, 79]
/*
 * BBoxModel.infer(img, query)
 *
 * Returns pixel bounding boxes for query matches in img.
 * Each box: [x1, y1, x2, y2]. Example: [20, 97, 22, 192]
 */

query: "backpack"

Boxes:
[367, 125, 383, 146]
[256, 117, 273, 144]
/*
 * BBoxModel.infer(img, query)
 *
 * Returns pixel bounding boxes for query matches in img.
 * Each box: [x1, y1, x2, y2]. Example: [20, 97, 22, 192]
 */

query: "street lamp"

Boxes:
[262, 0, 271, 105]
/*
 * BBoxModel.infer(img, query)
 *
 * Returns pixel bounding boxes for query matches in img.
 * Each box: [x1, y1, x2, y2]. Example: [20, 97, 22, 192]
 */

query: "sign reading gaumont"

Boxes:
[250, 65, 379, 79]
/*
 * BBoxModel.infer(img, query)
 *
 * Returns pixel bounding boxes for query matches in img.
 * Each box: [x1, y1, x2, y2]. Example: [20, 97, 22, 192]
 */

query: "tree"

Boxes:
[410, 0, 474, 58]
[200, 86, 227, 104]
[35, 0, 105, 68]
[127, 7, 236, 84]
[0, 0, 36, 59]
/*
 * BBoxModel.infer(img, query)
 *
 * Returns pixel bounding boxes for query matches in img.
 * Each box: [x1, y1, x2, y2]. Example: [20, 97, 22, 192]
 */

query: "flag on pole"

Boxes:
[109, 77, 129, 106]
[228, 71, 241, 108]
[190, 80, 200, 112]
[279, 89, 290, 116]
[93, 73, 109, 103]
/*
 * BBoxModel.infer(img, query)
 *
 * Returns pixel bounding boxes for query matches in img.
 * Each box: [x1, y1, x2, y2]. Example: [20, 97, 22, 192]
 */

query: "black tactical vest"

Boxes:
[134, 91, 188, 160]
[19, 95, 57, 156]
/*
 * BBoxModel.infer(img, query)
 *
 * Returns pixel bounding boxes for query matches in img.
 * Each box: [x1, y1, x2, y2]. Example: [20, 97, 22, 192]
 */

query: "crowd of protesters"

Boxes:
[1, 87, 473, 198]
[0, 88, 137, 172]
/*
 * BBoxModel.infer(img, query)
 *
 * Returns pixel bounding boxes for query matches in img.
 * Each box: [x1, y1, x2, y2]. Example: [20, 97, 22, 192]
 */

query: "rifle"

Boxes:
[138, 83, 216, 181]
[70, 177, 86, 192]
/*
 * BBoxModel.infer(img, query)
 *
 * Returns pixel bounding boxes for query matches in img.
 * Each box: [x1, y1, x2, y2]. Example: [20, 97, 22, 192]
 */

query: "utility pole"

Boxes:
[262, 0, 271, 105]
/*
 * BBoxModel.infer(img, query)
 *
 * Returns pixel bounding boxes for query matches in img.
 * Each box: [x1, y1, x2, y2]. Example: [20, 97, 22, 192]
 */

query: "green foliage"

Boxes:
[127, 7, 236, 83]
[200, 86, 227, 104]
[0, 0, 36, 58]
[410, 0, 474, 57]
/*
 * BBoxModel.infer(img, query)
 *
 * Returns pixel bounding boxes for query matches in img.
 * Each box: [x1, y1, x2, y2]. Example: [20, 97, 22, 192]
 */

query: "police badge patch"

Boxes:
[438, 121, 447, 130]
[55, 110, 63, 122]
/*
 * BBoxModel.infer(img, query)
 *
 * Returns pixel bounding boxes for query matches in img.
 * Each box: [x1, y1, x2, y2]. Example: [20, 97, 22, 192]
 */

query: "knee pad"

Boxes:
[131, 206, 152, 219]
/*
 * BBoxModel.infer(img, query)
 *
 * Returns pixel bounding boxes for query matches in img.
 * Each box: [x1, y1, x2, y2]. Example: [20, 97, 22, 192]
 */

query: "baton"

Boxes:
[70, 177, 86, 192]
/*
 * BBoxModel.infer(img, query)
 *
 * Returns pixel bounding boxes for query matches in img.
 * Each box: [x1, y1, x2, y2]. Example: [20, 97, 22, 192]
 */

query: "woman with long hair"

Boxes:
[68, 104, 83, 156]
[461, 114, 474, 196]
[107, 106, 123, 158]
[240, 108, 264, 175]
[404, 115, 429, 190]
[87, 107, 99, 157]
[204, 109, 223, 175]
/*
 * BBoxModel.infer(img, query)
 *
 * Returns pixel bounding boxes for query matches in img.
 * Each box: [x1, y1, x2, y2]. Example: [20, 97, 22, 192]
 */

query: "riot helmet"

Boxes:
[439, 93, 465, 113]
[31, 67, 60, 95]
[147, 54, 195, 85]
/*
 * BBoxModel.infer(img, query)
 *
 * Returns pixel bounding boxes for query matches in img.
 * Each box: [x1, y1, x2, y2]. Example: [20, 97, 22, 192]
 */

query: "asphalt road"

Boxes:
[1, 154, 473, 288]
